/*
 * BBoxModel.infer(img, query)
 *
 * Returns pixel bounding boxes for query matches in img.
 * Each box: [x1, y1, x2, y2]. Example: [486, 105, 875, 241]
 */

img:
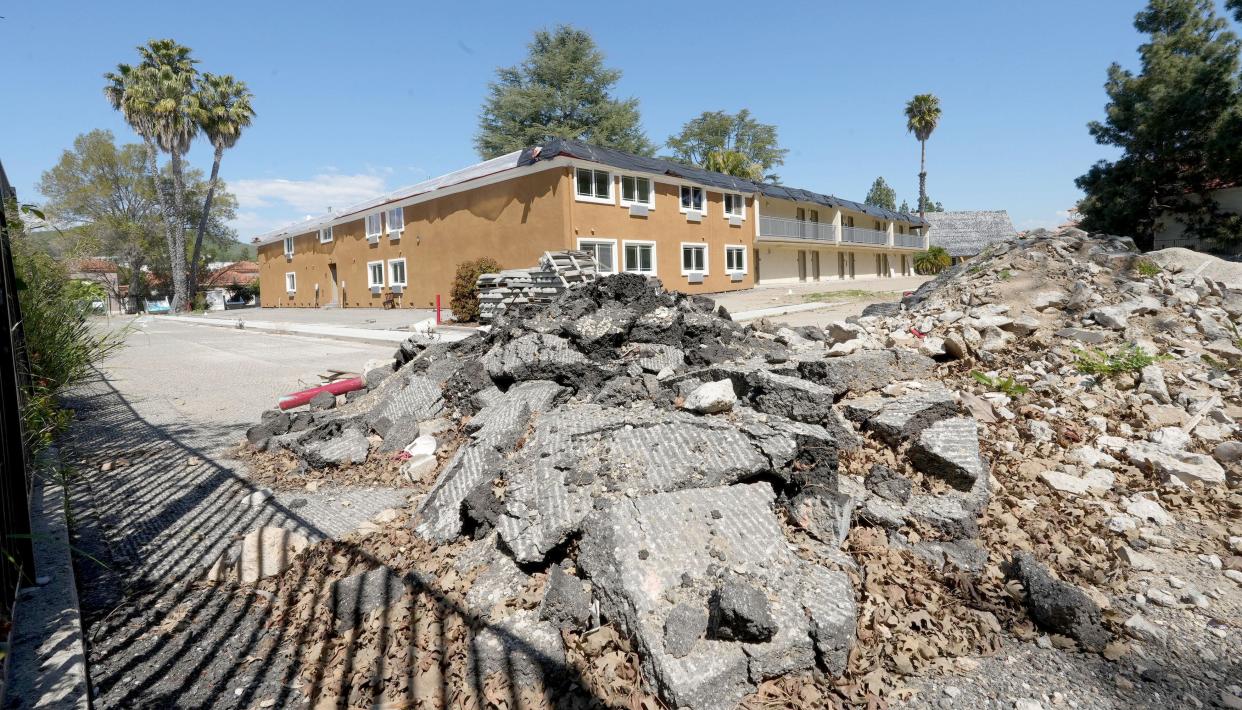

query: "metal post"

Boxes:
[435, 294, 441, 325]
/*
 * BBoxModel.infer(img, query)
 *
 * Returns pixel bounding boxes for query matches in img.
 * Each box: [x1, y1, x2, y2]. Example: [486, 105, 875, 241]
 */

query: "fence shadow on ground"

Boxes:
[63, 370, 592, 709]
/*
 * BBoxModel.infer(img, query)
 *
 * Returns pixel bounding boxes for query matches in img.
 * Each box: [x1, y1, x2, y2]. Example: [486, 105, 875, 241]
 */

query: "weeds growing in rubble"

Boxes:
[1134, 258, 1161, 278]
[971, 371, 1029, 396]
[1072, 344, 1168, 376]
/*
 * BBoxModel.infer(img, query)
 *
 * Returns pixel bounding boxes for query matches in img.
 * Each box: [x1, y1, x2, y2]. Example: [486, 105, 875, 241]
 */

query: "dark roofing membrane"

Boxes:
[520, 138, 929, 227]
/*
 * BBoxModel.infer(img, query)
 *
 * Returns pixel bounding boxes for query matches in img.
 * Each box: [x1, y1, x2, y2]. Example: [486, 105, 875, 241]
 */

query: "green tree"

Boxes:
[899, 199, 910, 213]
[104, 39, 201, 311]
[702, 149, 763, 181]
[475, 26, 653, 159]
[864, 177, 897, 210]
[919, 194, 944, 212]
[904, 94, 942, 220]
[666, 109, 788, 182]
[189, 73, 254, 301]
[1076, 0, 1242, 250]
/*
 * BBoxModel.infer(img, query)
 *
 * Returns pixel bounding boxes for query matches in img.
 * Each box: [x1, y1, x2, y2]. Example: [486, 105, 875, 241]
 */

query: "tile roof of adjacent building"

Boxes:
[204, 260, 260, 287]
[253, 139, 930, 245]
[66, 258, 118, 274]
[924, 210, 1018, 257]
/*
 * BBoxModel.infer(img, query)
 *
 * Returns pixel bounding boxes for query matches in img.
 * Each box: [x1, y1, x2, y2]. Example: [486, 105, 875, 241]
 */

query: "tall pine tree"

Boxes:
[1077, 0, 1242, 250]
[475, 26, 653, 159]
[864, 177, 897, 210]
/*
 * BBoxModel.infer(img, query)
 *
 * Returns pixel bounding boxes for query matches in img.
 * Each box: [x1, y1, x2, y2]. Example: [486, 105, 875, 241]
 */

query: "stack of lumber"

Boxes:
[477, 250, 601, 323]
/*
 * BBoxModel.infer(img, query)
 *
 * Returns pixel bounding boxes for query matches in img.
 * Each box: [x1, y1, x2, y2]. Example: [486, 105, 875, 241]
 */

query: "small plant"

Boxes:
[1134, 258, 1160, 278]
[997, 269, 1013, 281]
[971, 371, 1029, 396]
[449, 256, 502, 323]
[1073, 344, 1168, 376]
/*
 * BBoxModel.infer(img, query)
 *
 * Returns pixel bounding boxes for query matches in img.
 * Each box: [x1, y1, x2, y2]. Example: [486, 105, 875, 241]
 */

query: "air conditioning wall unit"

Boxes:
[629, 204, 649, 217]
[687, 272, 704, 284]
[686, 211, 702, 223]
[391, 285, 403, 294]
[370, 286, 382, 295]
[730, 272, 744, 282]
[367, 235, 379, 244]
[728, 215, 743, 227]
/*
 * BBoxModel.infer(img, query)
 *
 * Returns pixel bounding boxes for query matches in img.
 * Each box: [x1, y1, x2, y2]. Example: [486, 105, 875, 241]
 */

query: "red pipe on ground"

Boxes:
[278, 377, 364, 410]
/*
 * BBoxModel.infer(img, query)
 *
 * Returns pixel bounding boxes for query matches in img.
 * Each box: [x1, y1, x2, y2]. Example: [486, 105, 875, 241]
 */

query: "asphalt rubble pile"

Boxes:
[236, 226, 1242, 709]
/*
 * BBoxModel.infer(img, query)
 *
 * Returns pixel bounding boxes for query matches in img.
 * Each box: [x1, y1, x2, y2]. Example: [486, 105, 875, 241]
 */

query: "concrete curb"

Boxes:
[730, 301, 852, 322]
[3, 450, 90, 709]
[157, 314, 477, 345]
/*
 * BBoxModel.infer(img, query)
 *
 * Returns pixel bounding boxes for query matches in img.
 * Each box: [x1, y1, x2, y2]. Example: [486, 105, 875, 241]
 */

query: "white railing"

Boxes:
[894, 233, 924, 248]
[841, 226, 888, 245]
[758, 215, 837, 242]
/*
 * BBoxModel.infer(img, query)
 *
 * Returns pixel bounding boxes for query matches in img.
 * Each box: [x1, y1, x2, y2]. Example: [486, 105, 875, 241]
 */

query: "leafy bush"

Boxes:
[11, 236, 126, 449]
[449, 256, 502, 323]
[913, 246, 952, 275]
[1073, 344, 1167, 377]
[971, 371, 1029, 396]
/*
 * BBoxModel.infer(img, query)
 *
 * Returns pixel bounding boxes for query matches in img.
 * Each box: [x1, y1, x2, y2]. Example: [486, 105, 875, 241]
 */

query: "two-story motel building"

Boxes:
[254, 139, 929, 309]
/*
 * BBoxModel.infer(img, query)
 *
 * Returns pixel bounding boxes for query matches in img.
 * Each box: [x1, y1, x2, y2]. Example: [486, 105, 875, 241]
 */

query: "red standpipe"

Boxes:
[278, 377, 364, 410]
[435, 294, 441, 325]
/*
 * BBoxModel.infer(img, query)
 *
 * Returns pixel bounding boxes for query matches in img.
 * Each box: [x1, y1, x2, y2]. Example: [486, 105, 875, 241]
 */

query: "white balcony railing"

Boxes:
[894, 233, 924, 248]
[841, 226, 888, 245]
[758, 215, 836, 241]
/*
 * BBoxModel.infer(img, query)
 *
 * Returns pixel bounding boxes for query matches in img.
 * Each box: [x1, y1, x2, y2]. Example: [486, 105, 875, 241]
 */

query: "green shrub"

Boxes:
[971, 371, 1029, 396]
[449, 256, 502, 323]
[1073, 344, 1167, 377]
[913, 246, 952, 275]
[1134, 258, 1160, 278]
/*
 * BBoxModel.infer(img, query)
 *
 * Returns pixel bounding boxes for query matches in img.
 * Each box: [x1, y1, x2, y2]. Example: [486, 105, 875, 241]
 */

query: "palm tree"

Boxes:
[904, 94, 941, 221]
[189, 73, 254, 300]
[104, 40, 200, 311]
[913, 246, 952, 275]
[704, 149, 764, 182]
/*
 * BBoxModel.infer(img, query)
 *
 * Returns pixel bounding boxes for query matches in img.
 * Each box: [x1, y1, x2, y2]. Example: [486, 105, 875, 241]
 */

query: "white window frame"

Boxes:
[576, 237, 618, 274]
[618, 174, 655, 209]
[725, 245, 747, 274]
[388, 258, 408, 287]
[622, 240, 657, 276]
[386, 207, 404, 239]
[722, 193, 746, 219]
[680, 243, 708, 276]
[679, 185, 706, 215]
[283, 236, 294, 256]
[574, 167, 614, 205]
[366, 260, 385, 288]
[284, 272, 297, 293]
[318, 226, 333, 244]
[365, 213, 383, 241]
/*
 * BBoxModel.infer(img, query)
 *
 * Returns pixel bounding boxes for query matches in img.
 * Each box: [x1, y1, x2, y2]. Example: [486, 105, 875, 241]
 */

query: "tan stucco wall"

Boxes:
[754, 244, 908, 284]
[259, 169, 568, 308]
[566, 177, 755, 293]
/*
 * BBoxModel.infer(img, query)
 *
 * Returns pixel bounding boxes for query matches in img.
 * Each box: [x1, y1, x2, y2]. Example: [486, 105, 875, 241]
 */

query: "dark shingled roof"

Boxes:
[521, 138, 930, 227]
[924, 210, 1017, 257]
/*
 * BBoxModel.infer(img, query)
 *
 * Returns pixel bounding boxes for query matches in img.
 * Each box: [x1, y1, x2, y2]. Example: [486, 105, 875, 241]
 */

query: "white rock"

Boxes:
[1146, 588, 1177, 607]
[918, 335, 946, 358]
[243, 488, 272, 507]
[401, 453, 437, 483]
[1124, 613, 1166, 643]
[1148, 427, 1191, 451]
[826, 321, 864, 344]
[1118, 545, 1156, 571]
[1230, 536, 1242, 555]
[682, 379, 737, 414]
[1200, 553, 1223, 570]
[1066, 446, 1120, 469]
[404, 435, 438, 458]
[204, 526, 309, 583]
[1107, 515, 1137, 533]
[1028, 420, 1055, 443]
[1031, 291, 1067, 310]
[1125, 442, 1226, 486]
[1139, 365, 1171, 404]
[1013, 699, 1044, 710]
[1225, 570, 1242, 585]
[1124, 495, 1175, 527]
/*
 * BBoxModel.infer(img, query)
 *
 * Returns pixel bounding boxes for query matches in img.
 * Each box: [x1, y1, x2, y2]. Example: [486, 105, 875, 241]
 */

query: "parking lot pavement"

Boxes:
[191, 305, 437, 330]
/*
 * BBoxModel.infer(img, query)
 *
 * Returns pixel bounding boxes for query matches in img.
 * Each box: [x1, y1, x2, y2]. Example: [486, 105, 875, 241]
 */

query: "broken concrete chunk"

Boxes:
[1124, 441, 1226, 486]
[366, 373, 444, 437]
[538, 563, 592, 631]
[663, 602, 709, 659]
[309, 390, 337, 411]
[842, 387, 959, 445]
[747, 370, 841, 426]
[331, 565, 410, 630]
[865, 464, 912, 504]
[796, 349, 935, 397]
[481, 332, 603, 391]
[471, 610, 566, 688]
[682, 379, 737, 414]
[709, 575, 777, 643]
[1008, 552, 1110, 652]
[908, 416, 984, 490]
[204, 526, 308, 584]
[295, 421, 370, 468]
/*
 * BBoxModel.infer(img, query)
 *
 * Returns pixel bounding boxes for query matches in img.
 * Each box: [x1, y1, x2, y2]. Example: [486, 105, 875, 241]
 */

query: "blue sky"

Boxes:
[4, 1, 1225, 238]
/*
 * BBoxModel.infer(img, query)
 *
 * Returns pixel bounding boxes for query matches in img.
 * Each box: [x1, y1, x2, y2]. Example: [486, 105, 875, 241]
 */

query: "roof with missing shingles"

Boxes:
[925, 210, 1017, 257]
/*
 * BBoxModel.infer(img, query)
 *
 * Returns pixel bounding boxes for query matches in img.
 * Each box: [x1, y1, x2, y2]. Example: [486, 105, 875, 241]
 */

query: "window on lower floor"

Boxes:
[388, 258, 407, 286]
[578, 239, 616, 273]
[624, 242, 655, 275]
[575, 168, 612, 202]
[620, 175, 653, 207]
[723, 193, 744, 218]
[285, 272, 296, 292]
[681, 244, 707, 274]
[680, 186, 704, 213]
[367, 260, 385, 288]
[725, 245, 746, 273]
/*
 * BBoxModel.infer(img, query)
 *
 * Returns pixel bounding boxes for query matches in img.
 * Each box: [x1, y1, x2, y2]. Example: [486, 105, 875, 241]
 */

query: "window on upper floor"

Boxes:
[285, 272, 296, 292]
[681, 244, 707, 275]
[725, 246, 747, 274]
[623, 242, 655, 275]
[365, 213, 383, 240]
[319, 226, 333, 243]
[575, 168, 612, 203]
[386, 207, 404, 238]
[367, 260, 385, 288]
[723, 193, 745, 218]
[283, 236, 294, 256]
[388, 258, 407, 286]
[578, 239, 616, 274]
[619, 175, 653, 208]
[680, 186, 704, 213]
